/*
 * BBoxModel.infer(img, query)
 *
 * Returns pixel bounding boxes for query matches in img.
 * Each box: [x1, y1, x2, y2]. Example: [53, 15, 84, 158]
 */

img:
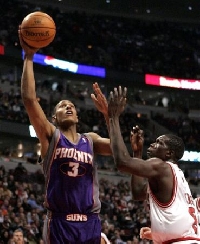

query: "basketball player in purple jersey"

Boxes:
[18, 29, 112, 244]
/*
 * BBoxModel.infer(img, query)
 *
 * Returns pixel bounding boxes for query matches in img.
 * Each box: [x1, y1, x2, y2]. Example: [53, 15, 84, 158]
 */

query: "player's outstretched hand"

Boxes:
[108, 86, 127, 118]
[140, 227, 152, 240]
[18, 26, 39, 57]
[91, 82, 108, 117]
[130, 125, 144, 153]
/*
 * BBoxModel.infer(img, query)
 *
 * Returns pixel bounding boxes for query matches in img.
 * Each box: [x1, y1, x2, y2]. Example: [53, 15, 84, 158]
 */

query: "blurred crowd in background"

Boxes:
[1, 0, 200, 79]
[0, 154, 198, 243]
[0, 0, 200, 243]
[0, 162, 152, 243]
[1, 84, 200, 153]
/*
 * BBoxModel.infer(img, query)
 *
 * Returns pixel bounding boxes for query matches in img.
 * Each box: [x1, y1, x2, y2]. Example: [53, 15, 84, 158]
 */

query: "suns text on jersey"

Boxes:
[66, 214, 87, 221]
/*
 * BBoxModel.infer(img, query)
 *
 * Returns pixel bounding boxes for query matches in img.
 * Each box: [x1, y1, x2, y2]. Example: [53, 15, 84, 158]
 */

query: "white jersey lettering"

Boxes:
[66, 214, 87, 221]
[54, 147, 93, 164]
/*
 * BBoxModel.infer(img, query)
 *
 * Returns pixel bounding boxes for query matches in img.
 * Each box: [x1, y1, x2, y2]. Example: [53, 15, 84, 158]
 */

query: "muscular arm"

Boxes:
[131, 145, 147, 201]
[130, 126, 148, 201]
[109, 117, 168, 178]
[110, 117, 144, 174]
[19, 28, 55, 157]
[21, 55, 55, 157]
[87, 132, 112, 156]
[109, 117, 174, 203]
[107, 86, 175, 203]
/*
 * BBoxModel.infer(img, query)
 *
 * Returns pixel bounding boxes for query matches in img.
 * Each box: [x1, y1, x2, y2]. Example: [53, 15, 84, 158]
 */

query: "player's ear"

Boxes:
[166, 149, 175, 159]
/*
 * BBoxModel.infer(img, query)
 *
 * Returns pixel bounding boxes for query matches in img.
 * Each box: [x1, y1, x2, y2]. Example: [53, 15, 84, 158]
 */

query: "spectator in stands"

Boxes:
[1, 229, 10, 243]
[27, 194, 43, 212]
[0, 209, 4, 223]
[13, 163, 27, 182]
[0, 168, 5, 181]
[7, 174, 15, 192]
[9, 228, 25, 244]
[1, 182, 12, 198]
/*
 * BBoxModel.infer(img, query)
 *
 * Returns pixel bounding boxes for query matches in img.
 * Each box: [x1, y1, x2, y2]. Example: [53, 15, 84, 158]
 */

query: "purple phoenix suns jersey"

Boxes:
[42, 129, 101, 216]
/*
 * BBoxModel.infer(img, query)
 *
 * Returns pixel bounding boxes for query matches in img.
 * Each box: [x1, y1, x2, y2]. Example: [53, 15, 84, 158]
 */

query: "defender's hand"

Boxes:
[91, 82, 108, 116]
[140, 227, 152, 240]
[130, 125, 144, 152]
[108, 86, 127, 118]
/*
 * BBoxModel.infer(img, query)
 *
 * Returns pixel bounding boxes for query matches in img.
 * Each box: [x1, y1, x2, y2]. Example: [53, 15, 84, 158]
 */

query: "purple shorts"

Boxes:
[43, 213, 101, 244]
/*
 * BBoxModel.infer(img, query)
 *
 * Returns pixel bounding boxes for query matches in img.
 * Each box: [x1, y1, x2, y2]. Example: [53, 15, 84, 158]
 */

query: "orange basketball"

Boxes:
[21, 11, 56, 48]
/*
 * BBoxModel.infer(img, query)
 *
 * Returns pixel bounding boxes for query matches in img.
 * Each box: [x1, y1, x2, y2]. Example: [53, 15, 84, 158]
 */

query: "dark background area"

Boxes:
[25, 0, 200, 22]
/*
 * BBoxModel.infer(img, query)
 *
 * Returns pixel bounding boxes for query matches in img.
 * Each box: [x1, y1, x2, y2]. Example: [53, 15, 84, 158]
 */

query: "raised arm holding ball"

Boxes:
[18, 27, 112, 244]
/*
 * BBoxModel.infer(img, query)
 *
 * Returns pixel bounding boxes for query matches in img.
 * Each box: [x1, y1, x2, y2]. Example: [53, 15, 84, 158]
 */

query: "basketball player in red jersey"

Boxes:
[140, 196, 200, 241]
[18, 28, 113, 244]
[94, 84, 200, 244]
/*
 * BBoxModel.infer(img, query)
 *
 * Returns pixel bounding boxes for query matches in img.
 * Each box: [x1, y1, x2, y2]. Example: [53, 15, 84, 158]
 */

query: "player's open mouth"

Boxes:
[66, 111, 73, 115]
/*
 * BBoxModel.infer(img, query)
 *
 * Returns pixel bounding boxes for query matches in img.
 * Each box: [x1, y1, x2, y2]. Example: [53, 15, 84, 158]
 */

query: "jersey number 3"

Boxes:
[68, 162, 79, 177]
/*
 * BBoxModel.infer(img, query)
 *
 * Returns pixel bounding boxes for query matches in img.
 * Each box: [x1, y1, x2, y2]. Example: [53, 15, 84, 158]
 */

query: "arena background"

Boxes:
[25, 0, 200, 22]
[1, 0, 200, 168]
[1, 0, 200, 242]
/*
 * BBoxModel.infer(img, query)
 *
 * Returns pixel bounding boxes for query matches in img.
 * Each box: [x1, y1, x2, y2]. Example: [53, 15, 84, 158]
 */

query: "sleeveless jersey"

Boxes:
[148, 161, 200, 244]
[42, 129, 101, 214]
[194, 197, 200, 224]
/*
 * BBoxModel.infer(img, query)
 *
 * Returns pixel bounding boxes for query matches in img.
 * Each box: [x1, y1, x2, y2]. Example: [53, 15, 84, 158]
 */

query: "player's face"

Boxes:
[55, 100, 78, 126]
[147, 135, 170, 160]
